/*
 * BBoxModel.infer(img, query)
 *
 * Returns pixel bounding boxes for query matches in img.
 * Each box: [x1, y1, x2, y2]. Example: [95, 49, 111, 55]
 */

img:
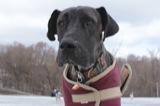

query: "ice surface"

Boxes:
[0, 95, 160, 106]
[0, 95, 63, 106]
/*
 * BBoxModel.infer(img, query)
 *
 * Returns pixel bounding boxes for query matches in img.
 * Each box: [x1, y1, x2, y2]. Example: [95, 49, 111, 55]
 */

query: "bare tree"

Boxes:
[1, 42, 160, 97]
[0, 42, 63, 95]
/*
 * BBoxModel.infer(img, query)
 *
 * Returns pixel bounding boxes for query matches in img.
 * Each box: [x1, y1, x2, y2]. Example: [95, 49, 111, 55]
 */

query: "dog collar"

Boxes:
[68, 53, 108, 83]
[83, 53, 108, 79]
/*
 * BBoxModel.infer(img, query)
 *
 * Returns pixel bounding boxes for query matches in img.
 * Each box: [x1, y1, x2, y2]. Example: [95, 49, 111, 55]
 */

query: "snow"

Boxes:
[122, 98, 160, 106]
[0, 95, 63, 106]
[0, 95, 160, 106]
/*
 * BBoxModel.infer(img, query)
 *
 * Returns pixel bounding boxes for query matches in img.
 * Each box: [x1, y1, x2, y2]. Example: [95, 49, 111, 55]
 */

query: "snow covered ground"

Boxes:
[122, 98, 160, 106]
[0, 95, 160, 106]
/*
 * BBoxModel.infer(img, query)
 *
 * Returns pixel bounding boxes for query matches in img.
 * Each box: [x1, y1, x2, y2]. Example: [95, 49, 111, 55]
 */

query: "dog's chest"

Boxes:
[63, 62, 121, 106]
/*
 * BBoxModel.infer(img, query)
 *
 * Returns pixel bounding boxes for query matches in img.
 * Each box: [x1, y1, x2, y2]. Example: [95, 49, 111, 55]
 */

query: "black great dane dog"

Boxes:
[47, 6, 118, 70]
[47, 6, 132, 106]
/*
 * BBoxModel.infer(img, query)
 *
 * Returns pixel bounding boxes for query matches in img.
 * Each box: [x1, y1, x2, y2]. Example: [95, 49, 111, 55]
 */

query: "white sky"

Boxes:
[0, 0, 160, 57]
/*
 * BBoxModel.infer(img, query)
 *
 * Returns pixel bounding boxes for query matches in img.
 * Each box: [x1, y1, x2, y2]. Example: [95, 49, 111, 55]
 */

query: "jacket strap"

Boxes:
[120, 63, 132, 95]
[72, 87, 121, 106]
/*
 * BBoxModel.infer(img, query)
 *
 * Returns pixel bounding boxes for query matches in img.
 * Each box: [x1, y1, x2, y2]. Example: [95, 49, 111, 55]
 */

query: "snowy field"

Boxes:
[0, 95, 160, 106]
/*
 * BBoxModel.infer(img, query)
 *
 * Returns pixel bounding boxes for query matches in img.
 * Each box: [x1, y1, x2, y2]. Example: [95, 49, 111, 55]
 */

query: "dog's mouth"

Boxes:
[58, 57, 95, 71]
[56, 47, 96, 70]
[64, 59, 94, 70]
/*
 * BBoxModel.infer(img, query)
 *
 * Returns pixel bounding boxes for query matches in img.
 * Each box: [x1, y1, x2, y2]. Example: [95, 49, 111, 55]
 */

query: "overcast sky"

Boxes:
[0, 0, 160, 57]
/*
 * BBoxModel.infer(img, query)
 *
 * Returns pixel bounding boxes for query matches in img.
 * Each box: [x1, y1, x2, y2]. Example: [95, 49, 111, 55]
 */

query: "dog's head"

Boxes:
[47, 6, 119, 70]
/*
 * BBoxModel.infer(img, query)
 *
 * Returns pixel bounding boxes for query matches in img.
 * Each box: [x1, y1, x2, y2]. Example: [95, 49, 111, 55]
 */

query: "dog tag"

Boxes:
[72, 83, 80, 90]
[72, 71, 83, 90]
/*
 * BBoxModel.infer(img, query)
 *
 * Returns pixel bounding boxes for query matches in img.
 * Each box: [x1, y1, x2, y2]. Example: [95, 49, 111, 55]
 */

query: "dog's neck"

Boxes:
[67, 48, 113, 83]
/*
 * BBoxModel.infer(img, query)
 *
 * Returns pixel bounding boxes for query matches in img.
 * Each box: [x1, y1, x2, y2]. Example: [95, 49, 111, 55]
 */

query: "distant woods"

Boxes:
[0, 42, 63, 95]
[118, 51, 160, 97]
[0, 42, 160, 97]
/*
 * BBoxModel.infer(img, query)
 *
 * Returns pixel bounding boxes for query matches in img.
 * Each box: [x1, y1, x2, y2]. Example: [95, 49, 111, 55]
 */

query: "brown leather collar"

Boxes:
[68, 53, 108, 83]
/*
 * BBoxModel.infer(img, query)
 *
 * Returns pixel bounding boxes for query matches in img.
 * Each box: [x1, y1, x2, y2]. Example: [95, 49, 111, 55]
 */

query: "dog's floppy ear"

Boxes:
[97, 7, 119, 41]
[47, 10, 60, 41]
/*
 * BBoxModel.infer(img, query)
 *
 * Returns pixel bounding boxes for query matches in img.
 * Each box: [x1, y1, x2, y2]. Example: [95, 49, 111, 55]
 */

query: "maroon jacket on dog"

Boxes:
[62, 57, 121, 106]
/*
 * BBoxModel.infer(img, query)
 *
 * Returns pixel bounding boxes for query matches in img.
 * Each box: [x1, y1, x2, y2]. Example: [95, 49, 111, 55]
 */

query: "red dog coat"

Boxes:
[62, 57, 121, 106]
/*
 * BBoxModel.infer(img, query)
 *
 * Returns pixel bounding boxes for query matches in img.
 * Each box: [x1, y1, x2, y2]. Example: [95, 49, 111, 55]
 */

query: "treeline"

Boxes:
[0, 42, 63, 95]
[117, 52, 160, 97]
[0, 42, 160, 97]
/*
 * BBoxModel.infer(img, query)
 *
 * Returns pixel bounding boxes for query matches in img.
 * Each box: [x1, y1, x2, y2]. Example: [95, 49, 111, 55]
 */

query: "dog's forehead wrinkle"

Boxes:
[77, 9, 98, 22]
[59, 6, 99, 23]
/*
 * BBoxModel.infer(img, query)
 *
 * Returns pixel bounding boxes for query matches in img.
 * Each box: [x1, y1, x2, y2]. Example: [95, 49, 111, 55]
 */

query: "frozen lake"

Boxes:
[0, 95, 160, 106]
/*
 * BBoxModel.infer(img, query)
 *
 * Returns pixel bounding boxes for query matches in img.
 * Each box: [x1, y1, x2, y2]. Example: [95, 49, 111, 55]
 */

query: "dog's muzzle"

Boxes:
[59, 38, 77, 52]
[57, 38, 92, 69]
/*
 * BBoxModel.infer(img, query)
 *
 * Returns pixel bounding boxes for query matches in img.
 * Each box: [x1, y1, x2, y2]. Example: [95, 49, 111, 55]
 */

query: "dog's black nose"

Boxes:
[60, 39, 76, 50]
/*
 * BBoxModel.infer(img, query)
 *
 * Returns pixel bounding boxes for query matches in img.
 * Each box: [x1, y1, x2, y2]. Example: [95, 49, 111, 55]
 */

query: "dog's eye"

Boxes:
[58, 21, 65, 27]
[86, 20, 94, 26]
